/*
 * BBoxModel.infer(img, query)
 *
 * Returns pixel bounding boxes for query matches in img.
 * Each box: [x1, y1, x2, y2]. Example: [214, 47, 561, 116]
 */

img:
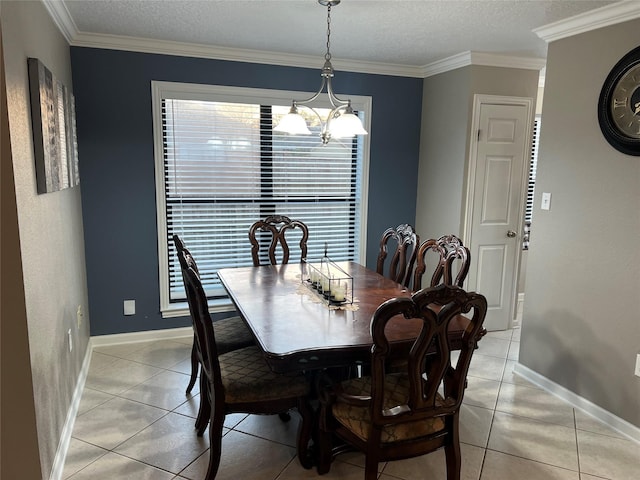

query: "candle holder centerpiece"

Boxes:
[304, 245, 353, 305]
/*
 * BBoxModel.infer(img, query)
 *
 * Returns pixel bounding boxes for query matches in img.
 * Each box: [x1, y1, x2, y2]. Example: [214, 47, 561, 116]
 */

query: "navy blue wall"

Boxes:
[71, 47, 422, 335]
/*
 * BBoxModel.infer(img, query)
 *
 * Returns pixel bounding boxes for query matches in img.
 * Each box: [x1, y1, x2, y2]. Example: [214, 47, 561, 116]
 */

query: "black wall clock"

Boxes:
[598, 45, 640, 155]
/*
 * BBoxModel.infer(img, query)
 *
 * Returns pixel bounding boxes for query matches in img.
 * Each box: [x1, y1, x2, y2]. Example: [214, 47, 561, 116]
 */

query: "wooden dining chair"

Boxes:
[248, 215, 310, 420]
[376, 223, 419, 289]
[173, 235, 254, 395]
[317, 284, 487, 480]
[410, 234, 485, 354]
[248, 214, 309, 266]
[412, 234, 470, 290]
[182, 263, 314, 478]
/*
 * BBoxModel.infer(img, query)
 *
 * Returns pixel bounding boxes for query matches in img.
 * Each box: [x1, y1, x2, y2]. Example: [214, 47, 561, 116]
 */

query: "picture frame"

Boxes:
[27, 57, 79, 194]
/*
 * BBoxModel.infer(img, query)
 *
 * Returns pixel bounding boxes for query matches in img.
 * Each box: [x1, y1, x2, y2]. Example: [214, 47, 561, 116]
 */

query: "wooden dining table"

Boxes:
[217, 261, 474, 375]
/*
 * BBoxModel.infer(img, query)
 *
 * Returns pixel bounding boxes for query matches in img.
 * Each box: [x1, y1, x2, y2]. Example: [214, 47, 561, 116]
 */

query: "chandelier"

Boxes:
[274, 0, 368, 145]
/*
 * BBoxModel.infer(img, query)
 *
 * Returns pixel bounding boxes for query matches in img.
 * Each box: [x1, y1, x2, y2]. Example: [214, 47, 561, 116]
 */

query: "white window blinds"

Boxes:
[523, 116, 540, 250]
[153, 82, 369, 314]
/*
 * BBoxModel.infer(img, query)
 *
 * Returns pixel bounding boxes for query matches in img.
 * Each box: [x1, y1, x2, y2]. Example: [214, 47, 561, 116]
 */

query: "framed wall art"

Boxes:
[27, 57, 79, 194]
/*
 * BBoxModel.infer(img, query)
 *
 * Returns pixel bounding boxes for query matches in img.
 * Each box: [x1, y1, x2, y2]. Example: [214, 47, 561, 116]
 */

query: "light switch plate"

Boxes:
[541, 192, 551, 211]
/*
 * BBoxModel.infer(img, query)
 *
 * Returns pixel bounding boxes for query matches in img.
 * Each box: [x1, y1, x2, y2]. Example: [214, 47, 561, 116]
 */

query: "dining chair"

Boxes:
[248, 214, 309, 266]
[317, 284, 487, 480]
[412, 234, 470, 290]
[410, 234, 485, 355]
[182, 262, 314, 478]
[173, 235, 254, 395]
[376, 223, 419, 289]
[248, 215, 310, 420]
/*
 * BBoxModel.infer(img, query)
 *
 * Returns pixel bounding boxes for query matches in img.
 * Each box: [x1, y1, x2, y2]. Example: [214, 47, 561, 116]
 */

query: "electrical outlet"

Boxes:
[635, 354, 640, 377]
[68, 329, 73, 352]
[124, 300, 136, 316]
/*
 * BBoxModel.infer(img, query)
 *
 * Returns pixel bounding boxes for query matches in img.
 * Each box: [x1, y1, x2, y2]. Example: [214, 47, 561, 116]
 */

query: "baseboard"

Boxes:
[90, 326, 193, 347]
[49, 341, 93, 480]
[513, 292, 525, 327]
[56, 328, 638, 479]
[51, 326, 194, 479]
[513, 362, 640, 444]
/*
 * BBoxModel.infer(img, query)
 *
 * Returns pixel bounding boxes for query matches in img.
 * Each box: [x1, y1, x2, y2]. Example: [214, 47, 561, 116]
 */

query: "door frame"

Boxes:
[462, 94, 534, 329]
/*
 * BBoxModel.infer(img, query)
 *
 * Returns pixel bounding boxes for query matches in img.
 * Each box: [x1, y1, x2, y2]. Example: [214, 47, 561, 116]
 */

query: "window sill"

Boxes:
[161, 297, 236, 319]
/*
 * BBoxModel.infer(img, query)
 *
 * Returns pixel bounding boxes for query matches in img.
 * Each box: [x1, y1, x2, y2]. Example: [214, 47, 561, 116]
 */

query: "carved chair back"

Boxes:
[173, 234, 255, 396]
[370, 285, 486, 422]
[182, 263, 225, 405]
[376, 223, 420, 288]
[249, 215, 309, 266]
[173, 234, 200, 275]
[412, 234, 470, 291]
[181, 260, 313, 479]
[318, 285, 487, 479]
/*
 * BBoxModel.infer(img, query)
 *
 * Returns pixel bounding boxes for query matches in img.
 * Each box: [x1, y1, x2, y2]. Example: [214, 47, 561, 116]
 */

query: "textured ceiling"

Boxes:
[60, 0, 619, 68]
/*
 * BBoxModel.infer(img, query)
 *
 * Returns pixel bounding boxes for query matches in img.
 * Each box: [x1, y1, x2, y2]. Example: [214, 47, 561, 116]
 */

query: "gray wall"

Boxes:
[1, 1, 91, 477]
[415, 67, 472, 239]
[521, 19, 640, 426]
[1, 15, 42, 479]
[416, 65, 539, 241]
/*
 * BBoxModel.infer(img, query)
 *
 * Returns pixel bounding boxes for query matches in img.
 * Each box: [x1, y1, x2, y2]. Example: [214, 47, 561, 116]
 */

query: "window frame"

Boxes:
[151, 81, 371, 317]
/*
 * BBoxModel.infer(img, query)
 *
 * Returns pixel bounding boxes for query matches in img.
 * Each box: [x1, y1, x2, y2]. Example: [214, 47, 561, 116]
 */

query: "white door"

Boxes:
[465, 96, 533, 331]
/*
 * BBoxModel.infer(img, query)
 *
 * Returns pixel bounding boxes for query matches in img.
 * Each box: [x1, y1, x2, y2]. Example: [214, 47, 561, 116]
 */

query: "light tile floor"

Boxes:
[63, 328, 640, 479]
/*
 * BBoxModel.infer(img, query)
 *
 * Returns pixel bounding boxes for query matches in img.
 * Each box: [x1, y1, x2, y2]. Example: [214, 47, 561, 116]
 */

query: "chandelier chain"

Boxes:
[274, 0, 367, 144]
[325, 4, 332, 61]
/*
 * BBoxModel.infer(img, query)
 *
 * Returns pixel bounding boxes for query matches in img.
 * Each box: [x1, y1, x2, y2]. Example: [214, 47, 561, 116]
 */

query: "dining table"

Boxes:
[218, 260, 480, 469]
[217, 261, 475, 375]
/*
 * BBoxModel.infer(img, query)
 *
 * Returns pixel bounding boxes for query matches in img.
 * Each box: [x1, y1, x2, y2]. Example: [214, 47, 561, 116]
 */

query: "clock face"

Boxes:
[610, 63, 640, 139]
[598, 45, 640, 156]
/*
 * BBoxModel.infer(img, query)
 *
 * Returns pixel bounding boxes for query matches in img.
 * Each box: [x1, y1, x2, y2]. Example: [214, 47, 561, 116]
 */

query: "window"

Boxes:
[523, 115, 540, 250]
[152, 82, 371, 317]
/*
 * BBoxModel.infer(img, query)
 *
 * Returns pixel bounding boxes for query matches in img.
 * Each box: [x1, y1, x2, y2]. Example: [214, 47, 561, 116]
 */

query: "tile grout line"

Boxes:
[479, 354, 505, 480]
[572, 407, 584, 479]
[68, 342, 200, 478]
[72, 331, 633, 479]
[483, 334, 585, 477]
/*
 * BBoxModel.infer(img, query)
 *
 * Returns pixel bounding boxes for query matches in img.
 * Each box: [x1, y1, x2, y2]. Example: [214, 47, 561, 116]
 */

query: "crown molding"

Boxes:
[42, 0, 540, 79]
[71, 31, 547, 79]
[42, 0, 77, 43]
[420, 51, 546, 78]
[469, 52, 546, 71]
[420, 51, 473, 77]
[45, 0, 631, 79]
[69, 31, 425, 78]
[534, 0, 640, 42]
[41, 0, 414, 76]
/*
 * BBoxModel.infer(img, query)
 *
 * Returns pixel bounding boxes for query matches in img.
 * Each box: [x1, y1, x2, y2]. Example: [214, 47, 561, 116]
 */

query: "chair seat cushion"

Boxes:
[213, 316, 255, 354]
[332, 374, 445, 443]
[219, 346, 309, 403]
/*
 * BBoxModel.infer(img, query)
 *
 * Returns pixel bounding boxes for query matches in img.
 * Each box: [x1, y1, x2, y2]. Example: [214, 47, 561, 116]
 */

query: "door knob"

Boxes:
[506, 230, 517, 238]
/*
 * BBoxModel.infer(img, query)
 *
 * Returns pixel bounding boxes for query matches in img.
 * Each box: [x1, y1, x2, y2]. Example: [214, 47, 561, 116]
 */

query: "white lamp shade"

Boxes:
[274, 113, 311, 135]
[329, 112, 368, 138]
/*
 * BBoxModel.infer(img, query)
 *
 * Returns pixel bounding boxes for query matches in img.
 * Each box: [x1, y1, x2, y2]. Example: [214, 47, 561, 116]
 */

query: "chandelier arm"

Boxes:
[325, 104, 347, 127]
[292, 77, 329, 106]
[325, 78, 350, 108]
[319, 104, 348, 145]
[298, 104, 326, 127]
[275, 0, 366, 144]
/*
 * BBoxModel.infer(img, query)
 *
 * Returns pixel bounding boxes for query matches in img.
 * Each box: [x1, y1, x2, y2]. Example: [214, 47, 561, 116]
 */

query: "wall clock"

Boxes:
[598, 45, 640, 155]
